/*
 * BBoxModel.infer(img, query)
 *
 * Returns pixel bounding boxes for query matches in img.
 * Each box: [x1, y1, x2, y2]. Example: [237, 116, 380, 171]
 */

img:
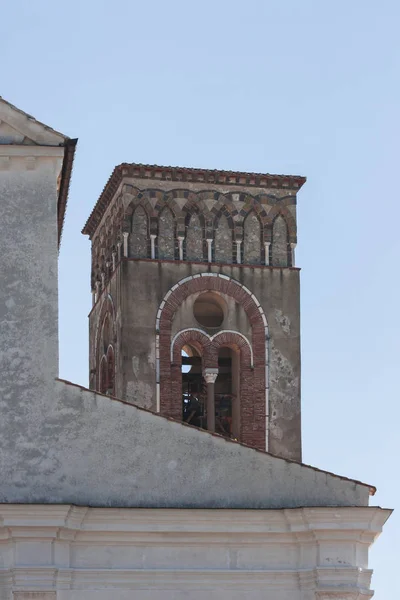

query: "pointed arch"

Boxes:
[243, 211, 262, 265]
[158, 206, 175, 260]
[129, 205, 149, 258]
[271, 214, 290, 267]
[266, 205, 297, 243]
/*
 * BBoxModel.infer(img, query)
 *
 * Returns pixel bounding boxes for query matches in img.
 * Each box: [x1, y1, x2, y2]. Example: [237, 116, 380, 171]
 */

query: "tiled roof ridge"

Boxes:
[57, 377, 376, 495]
[82, 162, 307, 238]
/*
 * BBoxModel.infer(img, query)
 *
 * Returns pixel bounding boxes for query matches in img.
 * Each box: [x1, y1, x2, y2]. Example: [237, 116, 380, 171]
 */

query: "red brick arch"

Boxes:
[156, 274, 269, 450]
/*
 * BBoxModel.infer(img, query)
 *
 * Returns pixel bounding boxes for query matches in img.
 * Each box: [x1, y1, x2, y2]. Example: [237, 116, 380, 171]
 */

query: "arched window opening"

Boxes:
[215, 347, 240, 440]
[182, 345, 206, 429]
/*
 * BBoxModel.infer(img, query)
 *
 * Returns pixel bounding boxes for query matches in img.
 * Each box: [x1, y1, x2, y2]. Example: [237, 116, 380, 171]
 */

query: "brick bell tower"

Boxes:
[82, 164, 306, 461]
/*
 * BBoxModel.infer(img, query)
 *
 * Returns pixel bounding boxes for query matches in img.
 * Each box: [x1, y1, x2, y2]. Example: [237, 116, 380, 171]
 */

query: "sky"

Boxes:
[1, 0, 399, 596]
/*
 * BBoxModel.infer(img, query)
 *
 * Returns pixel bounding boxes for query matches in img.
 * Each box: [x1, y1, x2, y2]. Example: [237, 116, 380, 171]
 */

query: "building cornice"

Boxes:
[82, 163, 306, 238]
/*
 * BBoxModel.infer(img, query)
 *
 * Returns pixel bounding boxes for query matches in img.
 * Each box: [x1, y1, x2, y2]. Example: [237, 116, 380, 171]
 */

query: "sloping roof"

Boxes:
[82, 163, 307, 238]
[0, 97, 77, 247]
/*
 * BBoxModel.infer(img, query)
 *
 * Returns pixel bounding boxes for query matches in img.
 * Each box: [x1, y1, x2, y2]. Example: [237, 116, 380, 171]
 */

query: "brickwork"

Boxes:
[158, 274, 267, 451]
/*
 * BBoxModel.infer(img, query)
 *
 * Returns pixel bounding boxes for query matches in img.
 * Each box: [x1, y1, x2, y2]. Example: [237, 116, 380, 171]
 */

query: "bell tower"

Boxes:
[83, 164, 305, 461]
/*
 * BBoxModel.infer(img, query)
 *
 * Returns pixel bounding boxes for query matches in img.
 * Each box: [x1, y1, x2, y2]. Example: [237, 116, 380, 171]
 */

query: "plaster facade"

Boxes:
[0, 505, 390, 600]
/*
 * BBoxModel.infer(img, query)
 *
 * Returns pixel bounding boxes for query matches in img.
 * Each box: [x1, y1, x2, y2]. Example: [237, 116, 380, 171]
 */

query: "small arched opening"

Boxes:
[181, 344, 206, 429]
[215, 346, 240, 440]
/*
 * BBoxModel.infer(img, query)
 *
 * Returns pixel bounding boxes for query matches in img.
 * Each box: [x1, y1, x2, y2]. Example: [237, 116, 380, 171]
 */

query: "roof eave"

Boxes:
[58, 138, 78, 248]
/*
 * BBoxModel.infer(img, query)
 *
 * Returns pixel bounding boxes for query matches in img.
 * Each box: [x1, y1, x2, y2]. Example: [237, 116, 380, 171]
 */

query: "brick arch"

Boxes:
[155, 274, 269, 450]
[154, 196, 183, 220]
[265, 206, 296, 243]
[171, 328, 253, 367]
[238, 195, 268, 226]
[122, 193, 154, 231]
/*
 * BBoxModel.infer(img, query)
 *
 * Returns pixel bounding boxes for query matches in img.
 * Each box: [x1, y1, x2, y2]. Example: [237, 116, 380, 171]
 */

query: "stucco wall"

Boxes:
[0, 504, 390, 600]
[0, 378, 370, 508]
[0, 157, 62, 470]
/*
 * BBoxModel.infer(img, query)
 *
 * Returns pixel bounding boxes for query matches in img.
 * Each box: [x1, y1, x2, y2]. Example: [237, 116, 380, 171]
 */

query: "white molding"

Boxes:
[0, 505, 390, 598]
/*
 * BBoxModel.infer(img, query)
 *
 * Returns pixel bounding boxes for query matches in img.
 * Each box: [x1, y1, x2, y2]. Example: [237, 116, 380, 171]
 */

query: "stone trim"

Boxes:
[155, 274, 269, 450]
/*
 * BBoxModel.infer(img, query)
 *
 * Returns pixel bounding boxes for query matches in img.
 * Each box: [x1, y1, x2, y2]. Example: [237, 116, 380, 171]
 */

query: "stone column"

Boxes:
[290, 242, 296, 267]
[101, 271, 105, 290]
[150, 234, 157, 259]
[112, 251, 116, 271]
[236, 240, 242, 264]
[264, 242, 271, 266]
[122, 232, 129, 257]
[203, 368, 218, 432]
[91, 289, 96, 307]
[177, 236, 184, 261]
[206, 238, 213, 263]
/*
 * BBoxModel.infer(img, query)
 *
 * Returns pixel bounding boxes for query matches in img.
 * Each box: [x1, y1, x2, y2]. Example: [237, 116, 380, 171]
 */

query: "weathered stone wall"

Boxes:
[243, 212, 262, 264]
[88, 178, 302, 459]
[186, 213, 204, 261]
[214, 214, 232, 262]
[89, 181, 299, 290]
[129, 205, 148, 258]
[272, 214, 289, 267]
[96, 260, 302, 460]
[158, 207, 175, 259]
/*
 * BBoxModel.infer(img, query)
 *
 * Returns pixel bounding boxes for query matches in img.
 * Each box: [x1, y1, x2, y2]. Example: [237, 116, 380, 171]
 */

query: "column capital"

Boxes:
[203, 367, 218, 384]
[122, 231, 129, 239]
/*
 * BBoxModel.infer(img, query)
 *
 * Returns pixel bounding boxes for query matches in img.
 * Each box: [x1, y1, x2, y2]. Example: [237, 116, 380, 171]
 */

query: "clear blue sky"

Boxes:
[2, 1, 398, 596]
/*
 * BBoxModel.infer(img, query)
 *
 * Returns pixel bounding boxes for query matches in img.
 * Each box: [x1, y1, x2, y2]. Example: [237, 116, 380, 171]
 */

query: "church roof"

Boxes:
[0, 96, 77, 246]
[82, 163, 306, 238]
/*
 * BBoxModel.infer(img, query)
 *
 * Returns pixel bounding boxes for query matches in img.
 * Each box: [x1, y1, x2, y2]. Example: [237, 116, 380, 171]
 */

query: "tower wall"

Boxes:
[86, 168, 304, 461]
